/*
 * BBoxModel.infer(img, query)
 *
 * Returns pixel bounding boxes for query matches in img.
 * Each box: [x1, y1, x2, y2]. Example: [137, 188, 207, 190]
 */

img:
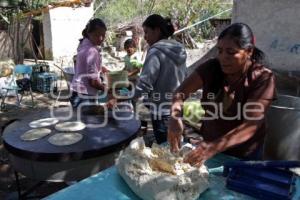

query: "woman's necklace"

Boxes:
[221, 72, 246, 113]
[225, 60, 252, 93]
[224, 73, 245, 93]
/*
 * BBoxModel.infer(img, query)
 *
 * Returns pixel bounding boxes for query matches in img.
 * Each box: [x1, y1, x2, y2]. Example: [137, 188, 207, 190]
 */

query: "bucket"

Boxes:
[106, 71, 129, 89]
[263, 95, 300, 160]
[62, 67, 74, 90]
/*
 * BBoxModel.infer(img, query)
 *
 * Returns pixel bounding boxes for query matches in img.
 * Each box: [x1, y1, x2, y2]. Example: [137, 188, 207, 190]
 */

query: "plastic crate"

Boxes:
[32, 63, 50, 74]
[35, 72, 57, 93]
[31, 63, 51, 91]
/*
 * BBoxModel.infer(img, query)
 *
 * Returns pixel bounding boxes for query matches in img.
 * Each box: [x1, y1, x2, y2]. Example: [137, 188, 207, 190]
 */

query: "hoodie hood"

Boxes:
[135, 39, 187, 116]
[151, 39, 187, 65]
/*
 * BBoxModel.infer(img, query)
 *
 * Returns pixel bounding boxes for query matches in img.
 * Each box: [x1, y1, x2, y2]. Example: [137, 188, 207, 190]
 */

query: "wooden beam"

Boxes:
[22, 0, 87, 17]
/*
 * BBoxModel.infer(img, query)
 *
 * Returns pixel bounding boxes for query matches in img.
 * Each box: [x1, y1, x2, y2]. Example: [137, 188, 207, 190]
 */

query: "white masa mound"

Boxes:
[116, 138, 209, 200]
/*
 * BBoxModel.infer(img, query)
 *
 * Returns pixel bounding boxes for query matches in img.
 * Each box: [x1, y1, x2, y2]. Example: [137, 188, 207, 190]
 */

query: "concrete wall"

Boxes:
[43, 5, 93, 63]
[232, 0, 300, 71]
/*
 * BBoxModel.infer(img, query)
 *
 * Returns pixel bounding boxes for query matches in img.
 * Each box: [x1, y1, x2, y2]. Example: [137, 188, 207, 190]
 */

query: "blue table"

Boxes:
[45, 154, 300, 200]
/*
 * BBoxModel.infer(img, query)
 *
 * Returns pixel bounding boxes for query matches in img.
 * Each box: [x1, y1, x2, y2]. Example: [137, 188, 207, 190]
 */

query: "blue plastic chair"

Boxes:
[0, 64, 34, 110]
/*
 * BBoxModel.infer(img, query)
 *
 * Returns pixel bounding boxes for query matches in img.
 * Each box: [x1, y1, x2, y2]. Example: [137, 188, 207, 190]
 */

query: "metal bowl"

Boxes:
[263, 95, 300, 160]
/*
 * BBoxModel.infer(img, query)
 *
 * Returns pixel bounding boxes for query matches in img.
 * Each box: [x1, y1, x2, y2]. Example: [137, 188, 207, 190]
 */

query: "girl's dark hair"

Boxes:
[218, 23, 265, 62]
[142, 14, 175, 39]
[80, 18, 107, 42]
[124, 39, 136, 49]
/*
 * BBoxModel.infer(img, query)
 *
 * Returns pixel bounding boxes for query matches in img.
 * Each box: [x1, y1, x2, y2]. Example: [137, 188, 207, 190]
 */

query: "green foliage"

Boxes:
[105, 30, 117, 45]
[94, 0, 143, 27]
[152, 0, 231, 40]
[20, 0, 53, 11]
[94, 0, 232, 41]
[0, 0, 55, 20]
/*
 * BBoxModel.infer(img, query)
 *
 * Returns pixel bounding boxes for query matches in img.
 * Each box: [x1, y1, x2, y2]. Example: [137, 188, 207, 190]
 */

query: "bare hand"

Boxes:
[105, 98, 117, 109]
[168, 117, 184, 153]
[105, 92, 117, 109]
[101, 83, 108, 91]
[102, 66, 110, 73]
[184, 141, 218, 167]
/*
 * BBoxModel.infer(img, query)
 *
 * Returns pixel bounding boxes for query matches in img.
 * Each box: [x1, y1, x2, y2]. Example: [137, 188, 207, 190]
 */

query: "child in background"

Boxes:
[123, 39, 143, 83]
[123, 39, 148, 135]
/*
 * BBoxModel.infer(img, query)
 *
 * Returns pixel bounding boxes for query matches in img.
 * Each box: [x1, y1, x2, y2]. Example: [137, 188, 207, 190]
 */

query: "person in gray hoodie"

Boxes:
[134, 14, 187, 144]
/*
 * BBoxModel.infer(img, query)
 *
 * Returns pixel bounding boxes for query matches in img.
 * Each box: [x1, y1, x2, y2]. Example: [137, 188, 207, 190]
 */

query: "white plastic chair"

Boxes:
[0, 64, 34, 110]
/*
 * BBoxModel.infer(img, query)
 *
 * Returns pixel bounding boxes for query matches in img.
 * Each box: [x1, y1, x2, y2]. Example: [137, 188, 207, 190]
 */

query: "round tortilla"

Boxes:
[29, 118, 59, 128]
[55, 121, 86, 132]
[48, 133, 83, 146]
[20, 128, 52, 141]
